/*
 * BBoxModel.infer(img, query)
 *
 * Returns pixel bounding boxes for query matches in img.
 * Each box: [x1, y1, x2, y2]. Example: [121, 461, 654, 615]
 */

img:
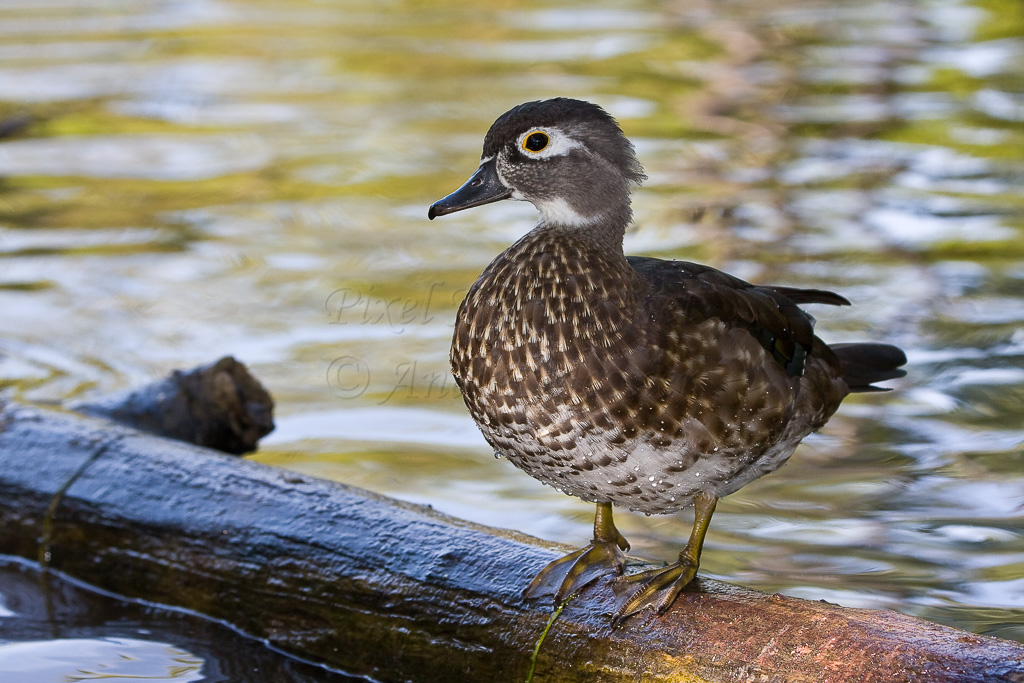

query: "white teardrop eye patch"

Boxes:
[515, 127, 582, 159]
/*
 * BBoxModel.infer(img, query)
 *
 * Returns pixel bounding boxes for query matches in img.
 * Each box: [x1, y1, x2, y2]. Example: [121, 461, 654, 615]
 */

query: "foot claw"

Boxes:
[610, 559, 698, 626]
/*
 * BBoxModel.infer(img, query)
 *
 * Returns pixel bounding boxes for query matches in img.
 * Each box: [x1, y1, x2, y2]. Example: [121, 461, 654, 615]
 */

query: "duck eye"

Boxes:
[522, 131, 549, 153]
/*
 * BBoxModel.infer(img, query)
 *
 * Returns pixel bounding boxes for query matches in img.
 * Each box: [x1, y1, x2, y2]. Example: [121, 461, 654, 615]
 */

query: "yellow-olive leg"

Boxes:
[524, 501, 630, 604]
[611, 491, 718, 626]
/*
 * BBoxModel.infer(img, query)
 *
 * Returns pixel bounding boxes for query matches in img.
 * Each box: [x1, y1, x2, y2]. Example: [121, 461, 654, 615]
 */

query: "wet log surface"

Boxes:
[1, 403, 1022, 683]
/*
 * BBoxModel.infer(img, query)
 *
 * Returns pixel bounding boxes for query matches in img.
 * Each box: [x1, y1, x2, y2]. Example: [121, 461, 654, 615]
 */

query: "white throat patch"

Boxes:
[536, 197, 603, 227]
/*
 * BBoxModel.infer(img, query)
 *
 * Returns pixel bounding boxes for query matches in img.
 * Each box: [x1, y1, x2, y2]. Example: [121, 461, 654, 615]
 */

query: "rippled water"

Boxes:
[0, 558, 361, 682]
[0, 0, 1022, 662]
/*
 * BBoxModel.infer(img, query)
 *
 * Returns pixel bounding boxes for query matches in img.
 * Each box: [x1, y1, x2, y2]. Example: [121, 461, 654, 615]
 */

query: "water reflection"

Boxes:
[0, 0, 1021, 651]
[0, 558, 364, 682]
[0, 638, 203, 683]
[0, 135, 272, 180]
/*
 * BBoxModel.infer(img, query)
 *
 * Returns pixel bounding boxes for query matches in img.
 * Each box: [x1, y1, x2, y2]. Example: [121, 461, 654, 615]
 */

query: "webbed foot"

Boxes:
[523, 501, 629, 603]
[611, 557, 697, 626]
[610, 490, 718, 626]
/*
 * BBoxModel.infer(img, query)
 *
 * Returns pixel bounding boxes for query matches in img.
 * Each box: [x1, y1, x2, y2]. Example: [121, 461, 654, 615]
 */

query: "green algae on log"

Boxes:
[0, 403, 1021, 683]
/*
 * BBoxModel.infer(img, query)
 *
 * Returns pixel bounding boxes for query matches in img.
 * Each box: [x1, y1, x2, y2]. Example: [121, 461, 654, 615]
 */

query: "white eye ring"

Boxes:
[515, 127, 582, 159]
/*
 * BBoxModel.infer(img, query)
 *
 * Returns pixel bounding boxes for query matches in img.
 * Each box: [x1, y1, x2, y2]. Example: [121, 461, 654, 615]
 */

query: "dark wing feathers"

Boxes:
[626, 257, 906, 390]
[627, 257, 829, 377]
[765, 285, 851, 307]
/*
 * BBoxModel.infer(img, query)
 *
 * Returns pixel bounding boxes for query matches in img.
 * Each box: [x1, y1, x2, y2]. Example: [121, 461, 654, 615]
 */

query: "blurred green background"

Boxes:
[1, 0, 1022, 656]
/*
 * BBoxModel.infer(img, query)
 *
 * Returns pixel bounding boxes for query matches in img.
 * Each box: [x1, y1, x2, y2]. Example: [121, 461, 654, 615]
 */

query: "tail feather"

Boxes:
[830, 342, 907, 393]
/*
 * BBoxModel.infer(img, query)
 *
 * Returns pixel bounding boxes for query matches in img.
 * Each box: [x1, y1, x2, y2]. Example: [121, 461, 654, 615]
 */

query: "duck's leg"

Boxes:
[611, 491, 718, 626]
[524, 501, 630, 604]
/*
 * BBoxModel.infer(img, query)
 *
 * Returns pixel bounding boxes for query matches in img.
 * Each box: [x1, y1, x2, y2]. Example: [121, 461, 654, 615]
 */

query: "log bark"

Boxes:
[1, 403, 1022, 683]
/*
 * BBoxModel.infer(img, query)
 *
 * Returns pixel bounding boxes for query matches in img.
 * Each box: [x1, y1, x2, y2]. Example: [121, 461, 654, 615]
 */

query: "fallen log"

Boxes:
[1, 403, 1022, 683]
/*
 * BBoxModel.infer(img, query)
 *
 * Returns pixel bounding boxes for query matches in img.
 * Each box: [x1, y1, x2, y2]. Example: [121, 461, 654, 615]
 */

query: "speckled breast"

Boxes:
[450, 228, 841, 514]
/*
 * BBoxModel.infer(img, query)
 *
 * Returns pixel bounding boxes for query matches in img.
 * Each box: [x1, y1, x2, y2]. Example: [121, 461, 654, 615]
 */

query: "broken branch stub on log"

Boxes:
[0, 404, 1022, 683]
[71, 355, 274, 455]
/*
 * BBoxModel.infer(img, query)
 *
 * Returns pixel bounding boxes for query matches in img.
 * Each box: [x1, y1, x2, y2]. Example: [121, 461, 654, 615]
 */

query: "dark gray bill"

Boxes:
[428, 158, 512, 219]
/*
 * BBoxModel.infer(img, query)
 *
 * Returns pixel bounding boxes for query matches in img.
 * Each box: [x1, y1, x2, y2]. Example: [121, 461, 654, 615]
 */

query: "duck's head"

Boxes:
[428, 98, 646, 229]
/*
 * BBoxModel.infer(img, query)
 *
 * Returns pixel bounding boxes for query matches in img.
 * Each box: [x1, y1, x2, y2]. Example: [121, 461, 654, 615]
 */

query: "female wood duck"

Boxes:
[428, 98, 906, 625]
